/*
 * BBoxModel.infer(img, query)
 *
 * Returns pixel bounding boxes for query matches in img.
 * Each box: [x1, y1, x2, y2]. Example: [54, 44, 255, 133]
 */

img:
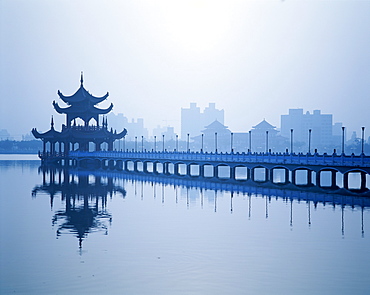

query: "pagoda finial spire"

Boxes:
[51, 116, 54, 129]
[80, 71, 84, 86]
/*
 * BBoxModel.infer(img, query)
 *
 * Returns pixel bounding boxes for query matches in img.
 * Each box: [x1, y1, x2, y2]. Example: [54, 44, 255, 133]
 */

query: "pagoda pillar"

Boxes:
[51, 141, 55, 155]
[108, 141, 114, 151]
[96, 142, 101, 152]
[63, 141, 69, 154]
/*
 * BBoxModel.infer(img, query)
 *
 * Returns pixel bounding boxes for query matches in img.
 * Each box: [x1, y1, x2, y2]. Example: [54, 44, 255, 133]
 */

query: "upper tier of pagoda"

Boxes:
[53, 73, 113, 126]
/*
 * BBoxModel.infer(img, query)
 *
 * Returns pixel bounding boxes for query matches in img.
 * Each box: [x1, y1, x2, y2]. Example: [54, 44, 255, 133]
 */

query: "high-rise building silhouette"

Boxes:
[181, 103, 224, 139]
[281, 109, 333, 150]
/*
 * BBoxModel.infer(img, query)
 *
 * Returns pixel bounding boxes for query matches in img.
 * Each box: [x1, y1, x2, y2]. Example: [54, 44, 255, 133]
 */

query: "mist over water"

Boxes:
[1, 157, 369, 294]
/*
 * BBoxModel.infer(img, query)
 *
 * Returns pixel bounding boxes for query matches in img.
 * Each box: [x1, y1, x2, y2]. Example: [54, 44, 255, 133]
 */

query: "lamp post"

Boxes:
[123, 137, 125, 151]
[187, 133, 190, 152]
[361, 127, 365, 155]
[290, 129, 293, 154]
[154, 136, 156, 152]
[266, 130, 269, 153]
[341, 127, 345, 155]
[135, 136, 137, 152]
[201, 134, 204, 153]
[231, 132, 234, 153]
[308, 129, 312, 154]
[215, 132, 218, 153]
[141, 136, 144, 152]
[162, 134, 165, 152]
[175, 134, 178, 152]
[249, 130, 252, 153]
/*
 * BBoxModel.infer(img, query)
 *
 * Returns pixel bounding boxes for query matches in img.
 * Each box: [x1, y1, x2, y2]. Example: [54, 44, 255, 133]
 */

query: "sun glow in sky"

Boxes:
[153, 0, 232, 52]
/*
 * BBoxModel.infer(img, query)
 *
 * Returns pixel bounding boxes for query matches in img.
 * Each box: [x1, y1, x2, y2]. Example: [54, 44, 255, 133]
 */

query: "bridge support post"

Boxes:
[250, 168, 255, 181]
[214, 166, 219, 179]
[331, 170, 337, 189]
[343, 172, 349, 190]
[285, 169, 290, 184]
[230, 166, 235, 180]
[134, 161, 138, 172]
[174, 163, 179, 175]
[264, 168, 269, 182]
[199, 165, 204, 178]
[153, 162, 158, 174]
[361, 171, 367, 191]
[307, 170, 312, 185]
[269, 168, 274, 183]
[316, 171, 321, 187]
[163, 162, 169, 175]
[187, 164, 191, 176]
[292, 170, 296, 185]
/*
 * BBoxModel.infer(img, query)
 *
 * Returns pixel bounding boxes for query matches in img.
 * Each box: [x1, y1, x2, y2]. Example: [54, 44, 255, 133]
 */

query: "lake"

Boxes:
[1, 155, 369, 294]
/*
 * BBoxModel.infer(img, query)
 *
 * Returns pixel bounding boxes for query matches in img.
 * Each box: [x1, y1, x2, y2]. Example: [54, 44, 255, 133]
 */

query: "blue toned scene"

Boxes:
[1, 1, 370, 294]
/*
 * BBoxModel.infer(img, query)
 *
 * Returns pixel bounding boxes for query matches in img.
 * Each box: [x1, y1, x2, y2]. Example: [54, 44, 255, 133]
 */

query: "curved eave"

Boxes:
[54, 100, 113, 116]
[53, 101, 71, 114]
[90, 103, 113, 114]
[58, 87, 109, 105]
[114, 128, 127, 139]
[32, 128, 61, 139]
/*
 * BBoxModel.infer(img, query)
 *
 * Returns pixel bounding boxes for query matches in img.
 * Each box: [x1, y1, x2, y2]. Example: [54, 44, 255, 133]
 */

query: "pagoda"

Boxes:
[32, 73, 127, 163]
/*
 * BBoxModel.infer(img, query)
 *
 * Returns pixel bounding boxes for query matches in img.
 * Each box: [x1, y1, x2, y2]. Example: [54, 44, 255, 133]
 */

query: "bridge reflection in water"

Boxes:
[32, 165, 369, 249]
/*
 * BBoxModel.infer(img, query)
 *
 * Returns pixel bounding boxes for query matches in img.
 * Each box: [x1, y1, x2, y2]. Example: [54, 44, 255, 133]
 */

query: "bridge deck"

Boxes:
[68, 150, 370, 170]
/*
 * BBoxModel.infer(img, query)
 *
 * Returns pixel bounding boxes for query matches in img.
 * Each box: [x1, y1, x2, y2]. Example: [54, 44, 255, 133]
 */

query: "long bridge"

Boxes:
[41, 150, 370, 195]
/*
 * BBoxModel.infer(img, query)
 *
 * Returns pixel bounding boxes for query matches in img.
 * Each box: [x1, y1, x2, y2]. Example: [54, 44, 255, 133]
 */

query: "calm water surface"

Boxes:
[1, 156, 369, 294]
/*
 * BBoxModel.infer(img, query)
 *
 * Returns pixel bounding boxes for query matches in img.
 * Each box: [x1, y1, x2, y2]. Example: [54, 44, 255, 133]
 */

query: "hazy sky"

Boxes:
[1, 0, 369, 139]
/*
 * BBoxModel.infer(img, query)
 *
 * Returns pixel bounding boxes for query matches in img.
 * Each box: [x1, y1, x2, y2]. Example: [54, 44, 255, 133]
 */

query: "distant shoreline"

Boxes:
[0, 152, 38, 154]
[0, 154, 39, 160]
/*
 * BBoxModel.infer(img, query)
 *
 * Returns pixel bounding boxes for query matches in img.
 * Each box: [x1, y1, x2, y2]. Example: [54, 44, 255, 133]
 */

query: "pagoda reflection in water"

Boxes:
[32, 167, 126, 248]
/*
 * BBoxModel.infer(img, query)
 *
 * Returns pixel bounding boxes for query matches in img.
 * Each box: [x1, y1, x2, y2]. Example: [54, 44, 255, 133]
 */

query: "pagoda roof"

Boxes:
[54, 73, 114, 120]
[32, 127, 60, 139]
[53, 100, 113, 116]
[252, 119, 276, 130]
[202, 120, 230, 132]
[57, 73, 109, 105]
[32, 126, 127, 141]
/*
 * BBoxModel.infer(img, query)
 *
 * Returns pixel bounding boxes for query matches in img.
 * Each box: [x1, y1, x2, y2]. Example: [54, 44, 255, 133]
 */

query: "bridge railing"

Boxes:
[68, 150, 370, 167]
